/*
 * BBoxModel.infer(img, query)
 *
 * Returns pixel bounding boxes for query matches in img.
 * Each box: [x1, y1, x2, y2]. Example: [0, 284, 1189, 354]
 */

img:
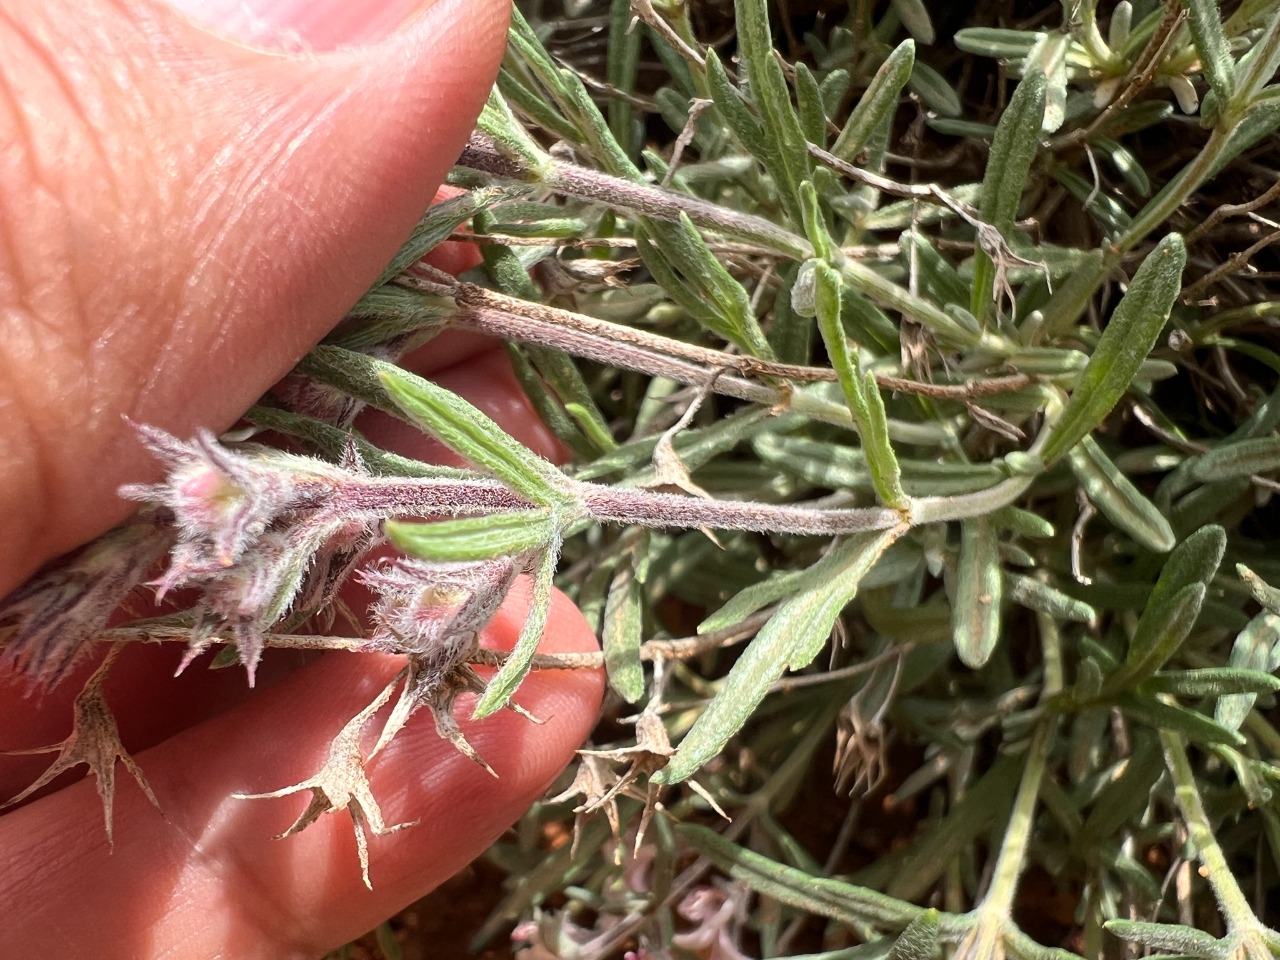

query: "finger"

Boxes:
[0, 0, 510, 596]
[0, 582, 604, 959]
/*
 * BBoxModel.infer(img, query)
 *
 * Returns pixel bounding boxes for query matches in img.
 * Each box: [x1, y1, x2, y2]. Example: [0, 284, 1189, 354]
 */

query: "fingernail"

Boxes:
[165, 0, 433, 52]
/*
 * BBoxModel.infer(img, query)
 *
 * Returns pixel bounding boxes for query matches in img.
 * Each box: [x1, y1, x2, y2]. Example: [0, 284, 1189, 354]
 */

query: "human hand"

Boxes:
[0, 0, 603, 955]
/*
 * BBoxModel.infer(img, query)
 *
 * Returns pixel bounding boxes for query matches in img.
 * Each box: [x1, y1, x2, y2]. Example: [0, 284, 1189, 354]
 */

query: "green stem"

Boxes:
[910, 476, 1038, 525]
[459, 136, 983, 349]
[981, 722, 1052, 917]
[1160, 728, 1265, 934]
[838, 257, 987, 349]
[1188, 301, 1280, 343]
[1119, 126, 1229, 252]
[459, 135, 812, 259]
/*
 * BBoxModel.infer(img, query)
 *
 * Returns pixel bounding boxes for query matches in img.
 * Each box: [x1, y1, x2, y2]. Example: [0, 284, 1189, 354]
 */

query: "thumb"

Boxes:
[0, 0, 509, 596]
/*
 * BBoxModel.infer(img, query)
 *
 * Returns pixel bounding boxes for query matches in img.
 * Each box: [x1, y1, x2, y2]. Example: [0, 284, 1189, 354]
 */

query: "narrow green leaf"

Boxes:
[658, 528, 902, 784]
[890, 0, 934, 44]
[605, 0, 641, 153]
[374, 185, 512, 286]
[665, 215, 769, 352]
[1143, 524, 1226, 618]
[243, 405, 467, 479]
[926, 118, 996, 139]
[1079, 735, 1164, 847]
[1069, 435, 1176, 552]
[603, 561, 645, 703]
[1095, 137, 1152, 197]
[953, 28, 1041, 60]
[563, 403, 618, 453]
[794, 63, 828, 147]
[1230, 2, 1280, 105]
[840, 256, 980, 348]
[560, 69, 642, 181]
[635, 218, 774, 357]
[477, 84, 555, 171]
[1146, 667, 1280, 697]
[820, 68, 852, 117]
[972, 70, 1046, 325]
[1191, 437, 1280, 481]
[495, 71, 579, 146]
[907, 62, 961, 117]
[476, 215, 541, 299]
[1006, 573, 1096, 624]
[1171, 477, 1250, 534]
[1001, 346, 1089, 375]
[473, 542, 558, 718]
[903, 228, 969, 308]
[1053, 165, 1133, 234]
[680, 824, 921, 928]
[342, 284, 455, 351]
[1104, 919, 1228, 956]
[705, 49, 766, 151]
[833, 41, 915, 163]
[860, 371, 908, 509]
[524, 345, 617, 453]
[1117, 693, 1248, 747]
[698, 568, 809, 634]
[385, 511, 554, 563]
[991, 505, 1055, 538]
[952, 516, 1004, 667]
[1111, 582, 1208, 690]
[379, 365, 570, 507]
[506, 345, 596, 460]
[1040, 234, 1187, 464]
[755, 434, 1005, 497]
[505, 7, 573, 103]
[813, 261, 908, 508]
[299, 344, 420, 417]
[735, 0, 811, 222]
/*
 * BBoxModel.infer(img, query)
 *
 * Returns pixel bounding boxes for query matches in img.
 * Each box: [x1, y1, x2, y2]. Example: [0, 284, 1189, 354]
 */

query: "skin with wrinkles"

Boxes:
[0, 0, 506, 595]
[0, 1, 604, 956]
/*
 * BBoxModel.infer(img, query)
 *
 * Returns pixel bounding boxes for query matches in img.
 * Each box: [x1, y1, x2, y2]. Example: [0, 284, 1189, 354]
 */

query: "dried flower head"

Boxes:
[0, 510, 173, 685]
[1, 646, 161, 842]
[233, 673, 415, 889]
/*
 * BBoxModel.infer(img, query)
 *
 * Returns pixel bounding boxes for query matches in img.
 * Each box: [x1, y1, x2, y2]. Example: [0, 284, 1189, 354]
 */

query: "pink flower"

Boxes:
[122, 425, 352, 576]
[121, 426, 379, 683]
[360, 556, 517, 660]
[672, 882, 754, 960]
